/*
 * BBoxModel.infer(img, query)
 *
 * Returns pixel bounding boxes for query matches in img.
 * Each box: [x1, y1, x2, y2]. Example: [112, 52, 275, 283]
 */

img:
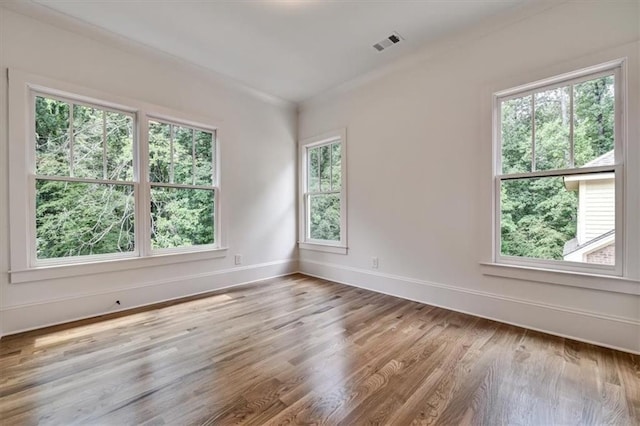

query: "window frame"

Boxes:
[492, 60, 625, 276]
[298, 129, 347, 254]
[8, 69, 226, 283]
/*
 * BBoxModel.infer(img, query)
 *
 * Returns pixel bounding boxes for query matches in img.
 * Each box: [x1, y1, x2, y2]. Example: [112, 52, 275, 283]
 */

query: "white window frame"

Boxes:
[492, 60, 625, 277]
[298, 129, 347, 254]
[8, 69, 226, 283]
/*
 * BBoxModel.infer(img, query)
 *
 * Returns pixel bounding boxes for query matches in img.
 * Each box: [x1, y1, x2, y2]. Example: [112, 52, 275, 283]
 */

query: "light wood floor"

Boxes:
[0, 274, 638, 425]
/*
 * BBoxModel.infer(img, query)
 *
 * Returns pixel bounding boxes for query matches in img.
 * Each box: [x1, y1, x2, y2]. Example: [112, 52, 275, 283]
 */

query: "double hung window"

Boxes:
[8, 71, 222, 281]
[494, 61, 623, 275]
[299, 130, 347, 253]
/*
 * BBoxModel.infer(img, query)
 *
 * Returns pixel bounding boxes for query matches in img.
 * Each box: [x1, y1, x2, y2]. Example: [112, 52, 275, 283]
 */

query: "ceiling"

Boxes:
[33, 0, 528, 103]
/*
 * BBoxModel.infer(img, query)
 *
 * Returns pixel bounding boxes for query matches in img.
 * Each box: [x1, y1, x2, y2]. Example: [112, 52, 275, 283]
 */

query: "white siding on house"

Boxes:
[582, 179, 615, 242]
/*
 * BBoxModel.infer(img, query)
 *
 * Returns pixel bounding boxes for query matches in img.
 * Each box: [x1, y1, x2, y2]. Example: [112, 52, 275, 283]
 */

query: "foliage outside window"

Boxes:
[33, 93, 217, 264]
[496, 64, 621, 274]
[300, 130, 347, 251]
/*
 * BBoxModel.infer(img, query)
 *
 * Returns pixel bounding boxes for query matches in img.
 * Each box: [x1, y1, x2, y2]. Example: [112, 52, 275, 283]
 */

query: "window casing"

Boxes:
[8, 70, 224, 282]
[299, 129, 347, 253]
[493, 61, 624, 276]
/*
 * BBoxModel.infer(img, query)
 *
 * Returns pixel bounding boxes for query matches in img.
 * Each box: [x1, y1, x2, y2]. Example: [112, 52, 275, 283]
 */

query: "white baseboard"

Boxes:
[299, 259, 640, 355]
[0, 259, 299, 337]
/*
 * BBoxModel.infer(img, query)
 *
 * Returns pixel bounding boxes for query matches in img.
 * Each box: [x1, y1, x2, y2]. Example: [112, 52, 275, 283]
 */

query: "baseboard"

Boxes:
[299, 259, 640, 355]
[0, 259, 298, 337]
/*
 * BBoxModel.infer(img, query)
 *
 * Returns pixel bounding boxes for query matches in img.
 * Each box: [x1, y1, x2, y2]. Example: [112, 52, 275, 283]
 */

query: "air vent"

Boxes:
[373, 32, 404, 52]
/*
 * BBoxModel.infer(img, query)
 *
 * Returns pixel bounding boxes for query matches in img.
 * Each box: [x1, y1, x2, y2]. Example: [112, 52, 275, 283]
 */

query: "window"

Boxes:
[35, 95, 135, 261]
[8, 70, 224, 281]
[148, 120, 217, 251]
[494, 61, 623, 275]
[299, 129, 347, 253]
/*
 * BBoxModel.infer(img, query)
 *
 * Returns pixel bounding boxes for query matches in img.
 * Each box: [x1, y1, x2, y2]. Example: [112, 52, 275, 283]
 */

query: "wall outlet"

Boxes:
[371, 257, 379, 269]
[234, 254, 243, 265]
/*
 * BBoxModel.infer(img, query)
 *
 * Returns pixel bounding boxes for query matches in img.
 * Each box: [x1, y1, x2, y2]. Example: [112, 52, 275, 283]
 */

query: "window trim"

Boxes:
[298, 129, 347, 254]
[492, 60, 625, 276]
[8, 69, 227, 282]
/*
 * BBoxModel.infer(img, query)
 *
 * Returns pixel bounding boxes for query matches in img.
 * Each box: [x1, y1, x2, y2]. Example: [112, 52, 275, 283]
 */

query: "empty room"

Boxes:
[0, 0, 639, 424]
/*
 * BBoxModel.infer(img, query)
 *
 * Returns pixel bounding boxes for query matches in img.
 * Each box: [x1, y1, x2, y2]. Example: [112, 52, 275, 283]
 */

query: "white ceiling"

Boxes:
[33, 0, 528, 103]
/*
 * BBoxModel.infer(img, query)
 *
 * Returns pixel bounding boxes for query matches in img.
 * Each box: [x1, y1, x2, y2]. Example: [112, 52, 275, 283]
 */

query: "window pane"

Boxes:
[501, 95, 532, 174]
[149, 121, 171, 183]
[331, 142, 341, 190]
[319, 145, 331, 192]
[72, 105, 104, 179]
[36, 180, 135, 259]
[309, 194, 340, 241]
[501, 174, 614, 265]
[574, 75, 615, 167]
[173, 125, 193, 185]
[308, 147, 319, 192]
[194, 130, 213, 186]
[534, 86, 570, 171]
[151, 187, 214, 249]
[105, 112, 134, 181]
[35, 96, 70, 176]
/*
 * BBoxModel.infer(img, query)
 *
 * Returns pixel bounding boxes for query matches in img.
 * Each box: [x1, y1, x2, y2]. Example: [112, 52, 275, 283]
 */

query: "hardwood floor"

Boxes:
[1, 274, 638, 425]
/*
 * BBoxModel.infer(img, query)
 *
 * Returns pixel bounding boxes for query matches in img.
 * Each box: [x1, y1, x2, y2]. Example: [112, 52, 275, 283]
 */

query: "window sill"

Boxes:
[298, 242, 348, 255]
[9, 248, 228, 284]
[480, 262, 640, 295]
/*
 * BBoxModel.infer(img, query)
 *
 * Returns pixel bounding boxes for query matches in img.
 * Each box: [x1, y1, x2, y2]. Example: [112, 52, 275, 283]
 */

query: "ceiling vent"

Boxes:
[373, 32, 404, 52]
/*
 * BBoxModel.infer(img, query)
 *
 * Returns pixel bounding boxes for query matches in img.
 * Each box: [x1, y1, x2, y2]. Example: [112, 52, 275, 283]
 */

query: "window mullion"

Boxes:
[329, 144, 333, 192]
[169, 124, 175, 184]
[498, 165, 616, 181]
[212, 131, 217, 186]
[137, 114, 151, 258]
[102, 110, 107, 180]
[306, 147, 312, 192]
[530, 95, 536, 172]
[69, 103, 75, 177]
[191, 128, 196, 186]
[569, 84, 575, 168]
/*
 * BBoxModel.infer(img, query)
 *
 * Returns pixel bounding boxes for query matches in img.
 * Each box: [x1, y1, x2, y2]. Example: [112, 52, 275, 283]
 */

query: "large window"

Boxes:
[494, 62, 623, 275]
[299, 130, 347, 253]
[35, 95, 135, 260]
[8, 70, 223, 280]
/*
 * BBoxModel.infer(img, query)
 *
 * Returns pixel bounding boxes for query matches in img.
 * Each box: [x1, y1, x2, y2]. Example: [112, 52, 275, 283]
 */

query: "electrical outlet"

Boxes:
[371, 257, 379, 269]
[234, 254, 242, 265]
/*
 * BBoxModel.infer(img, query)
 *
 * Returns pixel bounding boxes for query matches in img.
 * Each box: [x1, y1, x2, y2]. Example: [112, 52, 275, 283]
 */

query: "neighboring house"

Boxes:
[563, 150, 615, 265]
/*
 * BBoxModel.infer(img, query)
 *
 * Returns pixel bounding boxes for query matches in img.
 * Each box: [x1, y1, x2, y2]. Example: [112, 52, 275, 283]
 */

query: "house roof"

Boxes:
[563, 229, 615, 256]
[564, 150, 615, 190]
[583, 150, 614, 167]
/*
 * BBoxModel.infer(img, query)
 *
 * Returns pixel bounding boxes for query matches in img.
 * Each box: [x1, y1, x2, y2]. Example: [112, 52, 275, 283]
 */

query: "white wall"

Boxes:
[298, 1, 640, 353]
[0, 7, 298, 335]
